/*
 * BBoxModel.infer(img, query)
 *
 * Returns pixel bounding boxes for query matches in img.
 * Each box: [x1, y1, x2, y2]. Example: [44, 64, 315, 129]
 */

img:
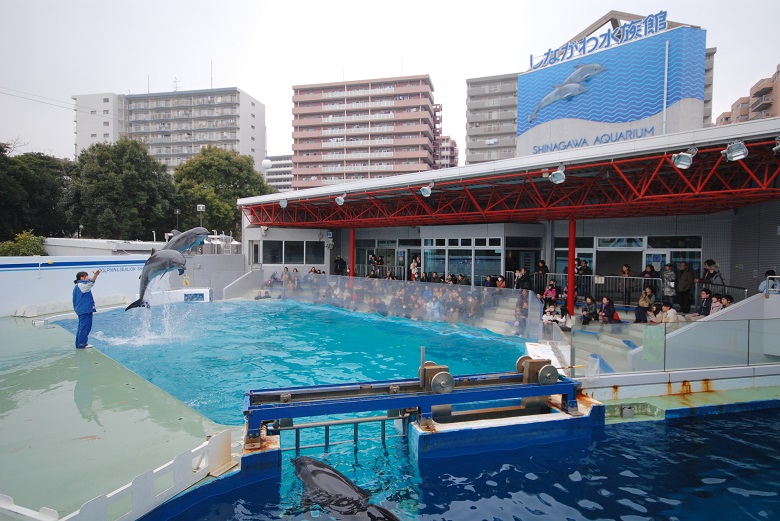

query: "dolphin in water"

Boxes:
[528, 82, 588, 123]
[293, 456, 400, 520]
[562, 63, 607, 85]
[161, 227, 209, 253]
[125, 250, 187, 311]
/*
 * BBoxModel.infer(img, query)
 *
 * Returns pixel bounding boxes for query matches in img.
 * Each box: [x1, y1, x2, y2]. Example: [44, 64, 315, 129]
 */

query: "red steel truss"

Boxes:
[242, 140, 780, 229]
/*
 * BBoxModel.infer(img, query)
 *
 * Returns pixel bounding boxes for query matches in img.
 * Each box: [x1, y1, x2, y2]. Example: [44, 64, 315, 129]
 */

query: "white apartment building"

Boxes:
[72, 87, 266, 173]
[265, 154, 293, 192]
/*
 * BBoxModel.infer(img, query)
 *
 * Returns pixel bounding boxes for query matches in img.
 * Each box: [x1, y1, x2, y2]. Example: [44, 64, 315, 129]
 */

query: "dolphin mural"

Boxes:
[528, 82, 589, 123]
[161, 227, 209, 253]
[293, 456, 400, 520]
[125, 250, 187, 311]
[562, 63, 607, 85]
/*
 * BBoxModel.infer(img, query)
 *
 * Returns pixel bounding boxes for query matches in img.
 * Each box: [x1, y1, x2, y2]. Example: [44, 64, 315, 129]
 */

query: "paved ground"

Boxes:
[0, 316, 241, 519]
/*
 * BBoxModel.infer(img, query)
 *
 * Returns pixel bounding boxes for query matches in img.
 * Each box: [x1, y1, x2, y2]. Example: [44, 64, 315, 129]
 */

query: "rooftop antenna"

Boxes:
[147, 74, 150, 94]
[173, 77, 180, 92]
[210, 60, 213, 89]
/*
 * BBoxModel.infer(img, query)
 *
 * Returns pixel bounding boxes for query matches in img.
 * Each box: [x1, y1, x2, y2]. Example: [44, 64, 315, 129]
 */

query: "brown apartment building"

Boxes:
[716, 63, 780, 125]
[291, 75, 454, 190]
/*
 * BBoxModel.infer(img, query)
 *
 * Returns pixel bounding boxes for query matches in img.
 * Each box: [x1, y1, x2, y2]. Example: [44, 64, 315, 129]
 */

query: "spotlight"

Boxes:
[773, 137, 780, 155]
[335, 193, 346, 206]
[721, 141, 749, 161]
[671, 147, 698, 169]
[279, 199, 288, 209]
[548, 165, 566, 184]
[420, 182, 434, 198]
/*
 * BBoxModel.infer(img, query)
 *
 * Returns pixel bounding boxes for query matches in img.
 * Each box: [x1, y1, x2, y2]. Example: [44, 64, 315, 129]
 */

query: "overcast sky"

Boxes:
[2, 0, 779, 163]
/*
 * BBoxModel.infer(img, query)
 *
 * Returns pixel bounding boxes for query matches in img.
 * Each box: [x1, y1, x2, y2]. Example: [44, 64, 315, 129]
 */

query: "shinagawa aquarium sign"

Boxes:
[530, 11, 668, 70]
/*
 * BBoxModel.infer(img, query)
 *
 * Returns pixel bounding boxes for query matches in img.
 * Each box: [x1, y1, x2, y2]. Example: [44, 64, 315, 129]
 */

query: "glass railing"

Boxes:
[565, 313, 780, 378]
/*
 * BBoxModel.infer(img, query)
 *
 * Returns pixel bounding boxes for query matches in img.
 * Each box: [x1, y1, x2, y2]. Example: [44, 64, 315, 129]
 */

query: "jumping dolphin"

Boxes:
[562, 63, 607, 85]
[161, 227, 209, 253]
[528, 83, 588, 123]
[125, 250, 187, 311]
[293, 456, 400, 520]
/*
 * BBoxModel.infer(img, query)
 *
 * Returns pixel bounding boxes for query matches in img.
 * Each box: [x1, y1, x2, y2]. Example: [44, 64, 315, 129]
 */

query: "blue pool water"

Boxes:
[59, 301, 780, 520]
[60, 300, 527, 425]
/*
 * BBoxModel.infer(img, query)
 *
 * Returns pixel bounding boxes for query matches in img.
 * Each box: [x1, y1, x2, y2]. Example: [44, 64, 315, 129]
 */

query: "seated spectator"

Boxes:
[648, 302, 678, 324]
[710, 293, 723, 314]
[686, 288, 712, 321]
[634, 286, 656, 323]
[254, 290, 272, 300]
[721, 294, 734, 308]
[539, 280, 558, 308]
[598, 297, 620, 333]
[430, 272, 442, 283]
[580, 296, 598, 326]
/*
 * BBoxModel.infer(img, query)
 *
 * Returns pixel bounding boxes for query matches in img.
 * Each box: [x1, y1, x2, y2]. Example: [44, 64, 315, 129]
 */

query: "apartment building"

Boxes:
[264, 154, 293, 192]
[716, 63, 779, 125]
[434, 136, 459, 169]
[291, 75, 439, 189]
[73, 87, 266, 173]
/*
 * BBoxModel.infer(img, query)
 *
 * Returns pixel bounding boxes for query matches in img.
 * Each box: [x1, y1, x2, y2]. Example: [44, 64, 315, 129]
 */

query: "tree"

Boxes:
[15, 152, 75, 237]
[0, 230, 47, 256]
[0, 143, 32, 241]
[65, 138, 176, 240]
[174, 146, 273, 238]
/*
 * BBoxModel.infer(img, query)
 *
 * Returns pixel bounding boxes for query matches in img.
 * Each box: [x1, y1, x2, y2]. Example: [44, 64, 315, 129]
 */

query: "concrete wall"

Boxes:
[166, 254, 246, 299]
[730, 199, 780, 293]
[0, 255, 150, 317]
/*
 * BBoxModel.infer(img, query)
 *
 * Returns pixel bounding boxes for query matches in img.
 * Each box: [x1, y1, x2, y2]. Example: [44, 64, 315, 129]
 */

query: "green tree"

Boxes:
[65, 138, 176, 240]
[0, 143, 32, 241]
[15, 152, 75, 237]
[174, 146, 272, 238]
[0, 230, 47, 256]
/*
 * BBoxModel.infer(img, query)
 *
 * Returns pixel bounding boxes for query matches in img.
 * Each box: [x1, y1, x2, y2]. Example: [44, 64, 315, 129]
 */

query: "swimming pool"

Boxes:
[60, 300, 527, 425]
[58, 301, 780, 520]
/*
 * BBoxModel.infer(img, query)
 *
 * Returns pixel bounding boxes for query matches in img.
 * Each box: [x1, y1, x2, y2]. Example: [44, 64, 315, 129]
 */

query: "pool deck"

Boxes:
[0, 316, 241, 519]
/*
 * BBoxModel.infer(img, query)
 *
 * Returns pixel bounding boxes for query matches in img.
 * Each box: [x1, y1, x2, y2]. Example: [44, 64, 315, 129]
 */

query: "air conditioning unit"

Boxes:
[475, 122, 480, 127]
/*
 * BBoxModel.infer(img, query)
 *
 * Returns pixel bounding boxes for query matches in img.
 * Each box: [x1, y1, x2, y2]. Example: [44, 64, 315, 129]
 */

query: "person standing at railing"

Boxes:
[661, 263, 676, 306]
[514, 267, 532, 290]
[578, 260, 592, 300]
[535, 260, 550, 295]
[758, 270, 779, 293]
[640, 264, 659, 294]
[676, 262, 694, 313]
[619, 264, 634, 304]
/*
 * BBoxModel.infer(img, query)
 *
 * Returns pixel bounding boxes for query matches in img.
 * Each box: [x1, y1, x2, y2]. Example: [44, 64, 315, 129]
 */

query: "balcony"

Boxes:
[466, 97, 518, 111]
[467, 110, 517, 124]
[750, 78, 773, 98]
[466, 82, 518, 97]
[320, 125, 395, 136]
[750, 94, 773, 112]
[468, 123, 517, 136]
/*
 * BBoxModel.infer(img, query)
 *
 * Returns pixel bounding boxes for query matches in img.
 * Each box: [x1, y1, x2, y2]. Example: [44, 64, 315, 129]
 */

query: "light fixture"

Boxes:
[671, 147, 698, 169]
[279, 199, 288, 209]
[261, 156, 273, 171]
[335, 193, 346, 206]
[773, 137, 780, 154]
[548, 165, 566, 184]
[721, 141, 749, 161]
[420, 182, 434, 198]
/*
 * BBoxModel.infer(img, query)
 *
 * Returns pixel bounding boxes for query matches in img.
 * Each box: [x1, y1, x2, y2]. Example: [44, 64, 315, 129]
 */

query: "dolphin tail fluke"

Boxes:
[125, 299, 148, 311]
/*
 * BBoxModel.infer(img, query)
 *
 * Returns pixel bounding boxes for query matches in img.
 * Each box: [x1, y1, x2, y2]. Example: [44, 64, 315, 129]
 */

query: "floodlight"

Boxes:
[279, 199, 288, 209]
[420, 182, 434, 198]
[721, 141, 749, 161]
[548, 165, 566, 185]
[671, 147, 698, 169]
[335, 193, 346, 206]
[773, 137, 780, 154]
[261, 156, 273, 171]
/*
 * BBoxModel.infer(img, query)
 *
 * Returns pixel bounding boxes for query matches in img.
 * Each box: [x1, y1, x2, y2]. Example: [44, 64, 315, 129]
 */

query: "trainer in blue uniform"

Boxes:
[72, 269, 101, 349]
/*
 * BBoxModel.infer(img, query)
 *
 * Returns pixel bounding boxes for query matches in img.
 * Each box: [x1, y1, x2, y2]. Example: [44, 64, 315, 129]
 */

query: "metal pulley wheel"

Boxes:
[538, 364, 559, 385]
[430, 371, 455, 394]
[418, 361, 437, 380]
[516, 355, 533, 373]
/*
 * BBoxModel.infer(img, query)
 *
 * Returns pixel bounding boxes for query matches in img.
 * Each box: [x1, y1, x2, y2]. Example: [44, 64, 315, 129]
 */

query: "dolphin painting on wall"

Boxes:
[528, 82, 589, 122]
[293, 456, 400, 520]
[161, 227, 209, 254]
[125, 250, 187, 311]
[561, 63, 607, 86]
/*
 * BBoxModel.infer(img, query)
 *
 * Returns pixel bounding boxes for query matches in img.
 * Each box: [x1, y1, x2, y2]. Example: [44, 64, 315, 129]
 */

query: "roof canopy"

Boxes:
[240, 118, 780, 229]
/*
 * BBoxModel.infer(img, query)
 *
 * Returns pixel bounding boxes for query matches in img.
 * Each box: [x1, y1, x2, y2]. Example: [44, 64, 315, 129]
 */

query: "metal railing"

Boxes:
[529, 273, 662, 306]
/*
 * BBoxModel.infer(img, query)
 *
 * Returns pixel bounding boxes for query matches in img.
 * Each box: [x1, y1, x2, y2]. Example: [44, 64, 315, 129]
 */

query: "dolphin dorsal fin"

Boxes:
[574, 63, 585, 68]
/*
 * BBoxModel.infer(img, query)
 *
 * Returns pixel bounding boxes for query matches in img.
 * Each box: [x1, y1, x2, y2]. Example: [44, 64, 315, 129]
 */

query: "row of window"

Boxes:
[252, 240, 325, 265]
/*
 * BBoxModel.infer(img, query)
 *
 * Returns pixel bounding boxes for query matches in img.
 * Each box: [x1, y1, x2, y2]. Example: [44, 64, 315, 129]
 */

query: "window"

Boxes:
[251, 113, 256, 118]
[251, 148, 255, 153]
[103, 98, 109, 103]
[90, 110, 97, 115]
[103, 122, 109, 127]
[90, 133, 97, 138]
[251, 136, 255, 141]
[284, 241, 304, 264]
[262, 241, 282, 263]
[305, 241, 325, 264]
[251, 125, 255, 130]
[103, 110, 109, 115]
[103, 133, 109, 138]
[251, 101, 255, 107]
